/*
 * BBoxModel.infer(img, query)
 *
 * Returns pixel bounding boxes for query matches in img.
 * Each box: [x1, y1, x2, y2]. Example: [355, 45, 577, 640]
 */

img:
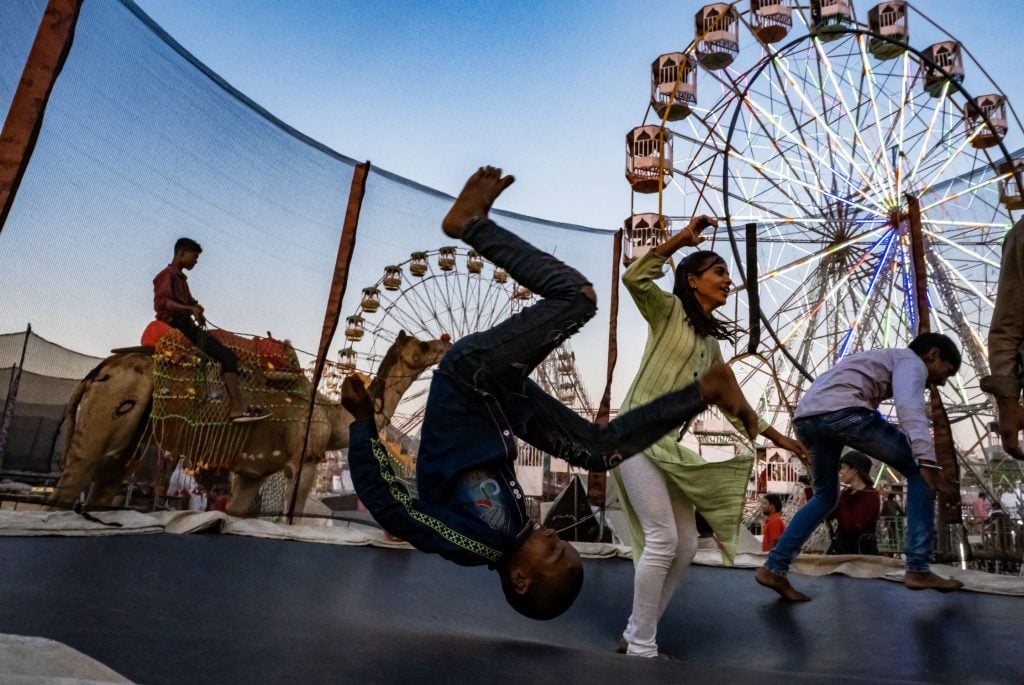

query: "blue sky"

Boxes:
[131, 0, 1024, 228]
[4, 0, 1024, 414]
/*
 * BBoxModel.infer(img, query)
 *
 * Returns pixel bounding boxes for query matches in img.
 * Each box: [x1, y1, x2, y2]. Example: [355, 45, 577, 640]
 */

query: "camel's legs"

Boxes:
[228, 473, 264, 516]
[284, 460, 319, 517]
[51, 450, 101, 508]
[86, 451, 137, 507]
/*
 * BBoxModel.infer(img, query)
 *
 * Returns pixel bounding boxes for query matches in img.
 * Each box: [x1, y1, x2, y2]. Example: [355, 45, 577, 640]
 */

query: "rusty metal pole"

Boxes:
[588, 230, 623, 514]
[906, 194, 963, 527]
[0, 0, 84, 233]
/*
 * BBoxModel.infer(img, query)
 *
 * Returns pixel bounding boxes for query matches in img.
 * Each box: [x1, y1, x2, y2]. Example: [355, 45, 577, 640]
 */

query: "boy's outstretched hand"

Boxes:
[341, 375, 374, 421]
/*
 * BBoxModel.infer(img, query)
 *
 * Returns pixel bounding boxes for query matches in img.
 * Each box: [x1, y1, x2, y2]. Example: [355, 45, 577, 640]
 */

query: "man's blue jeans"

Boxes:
[764, 407, 934, 575]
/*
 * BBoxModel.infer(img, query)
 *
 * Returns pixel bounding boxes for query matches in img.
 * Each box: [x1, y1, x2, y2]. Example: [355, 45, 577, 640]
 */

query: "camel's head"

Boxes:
[394, 330, 451, 372]
[367, 330, 451, 400]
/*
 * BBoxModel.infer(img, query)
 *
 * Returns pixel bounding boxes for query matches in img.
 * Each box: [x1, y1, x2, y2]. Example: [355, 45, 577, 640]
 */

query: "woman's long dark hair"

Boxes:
[671, 250, 741, 344]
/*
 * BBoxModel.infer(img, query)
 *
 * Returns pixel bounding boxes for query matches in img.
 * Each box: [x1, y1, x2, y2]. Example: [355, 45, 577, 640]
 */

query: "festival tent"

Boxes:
[0, 327, 102, 476]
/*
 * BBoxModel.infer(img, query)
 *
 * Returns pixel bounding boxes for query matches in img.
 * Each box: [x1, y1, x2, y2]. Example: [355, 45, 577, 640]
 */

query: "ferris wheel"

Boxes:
[329, 247, 592, 450]
[624, 1, 1024, 470]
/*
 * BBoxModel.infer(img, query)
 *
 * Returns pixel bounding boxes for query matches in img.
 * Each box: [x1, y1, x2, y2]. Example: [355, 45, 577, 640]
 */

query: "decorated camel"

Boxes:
[50, 330, 449, 515]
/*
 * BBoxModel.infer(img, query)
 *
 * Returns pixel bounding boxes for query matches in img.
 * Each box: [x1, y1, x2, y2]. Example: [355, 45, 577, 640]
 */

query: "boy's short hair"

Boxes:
[765, 494, 783, 512]
[499, 563, 584, 621]
[174, 237, 203, 254]
[908, 332, 961, 373]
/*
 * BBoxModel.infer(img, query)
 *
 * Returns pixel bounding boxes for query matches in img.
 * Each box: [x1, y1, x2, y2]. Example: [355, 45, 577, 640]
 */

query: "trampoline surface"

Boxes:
[0, 534, 1020, 684]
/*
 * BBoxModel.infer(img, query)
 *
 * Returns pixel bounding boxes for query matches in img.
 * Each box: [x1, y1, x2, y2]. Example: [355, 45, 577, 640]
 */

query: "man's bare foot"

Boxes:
[699, 363, 759, 439]
[755, 567, 811, 601]
[903, 570, 963, 593]
[442, 166, 515, 239]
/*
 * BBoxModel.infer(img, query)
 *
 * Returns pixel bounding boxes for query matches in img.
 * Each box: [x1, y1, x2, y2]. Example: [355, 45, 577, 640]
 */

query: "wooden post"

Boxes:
[0, 0, 84, 233]
[745, 222, 760, 354]
[588, 230, 624, 509]
[906, 194, 963, 525]
[287, 162, 371, 523]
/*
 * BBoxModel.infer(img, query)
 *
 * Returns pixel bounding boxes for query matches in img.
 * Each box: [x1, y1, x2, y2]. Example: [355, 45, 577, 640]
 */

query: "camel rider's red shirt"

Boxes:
[153, 265, 197, 323]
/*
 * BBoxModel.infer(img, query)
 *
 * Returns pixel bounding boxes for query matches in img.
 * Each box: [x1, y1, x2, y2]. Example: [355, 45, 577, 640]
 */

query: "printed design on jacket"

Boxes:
[370, 438, 503, 563]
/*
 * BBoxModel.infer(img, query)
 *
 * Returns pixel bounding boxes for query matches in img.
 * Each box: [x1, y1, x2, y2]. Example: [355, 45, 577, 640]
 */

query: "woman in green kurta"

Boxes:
[612, 215, 806, 658]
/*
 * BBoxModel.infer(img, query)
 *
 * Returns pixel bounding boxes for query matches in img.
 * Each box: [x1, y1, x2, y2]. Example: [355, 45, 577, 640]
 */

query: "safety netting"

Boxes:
[0, 328, 102, 474]
[0, 0, 617, 389]
[0, 0, 46, 124]
[0, 1, 623, 507]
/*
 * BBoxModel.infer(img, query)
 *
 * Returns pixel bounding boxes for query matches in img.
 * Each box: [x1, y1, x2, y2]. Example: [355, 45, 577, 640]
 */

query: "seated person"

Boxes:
[153, 237, 269, 422]
[827, 451, 880, 555]
[344, 167, 759, 620]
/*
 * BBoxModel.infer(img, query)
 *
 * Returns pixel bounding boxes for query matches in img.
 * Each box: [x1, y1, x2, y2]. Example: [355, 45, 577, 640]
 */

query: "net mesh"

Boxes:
[149, 329, 320, 471]
[0, 2, 624, 504]
[0, 0, 46, 123]
[0, 329, 103, 474]
[0, 0, 617, 397]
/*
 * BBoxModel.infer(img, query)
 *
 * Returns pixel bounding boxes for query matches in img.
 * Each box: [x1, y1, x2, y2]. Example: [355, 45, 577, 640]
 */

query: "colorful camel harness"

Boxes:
[142, 321, 327, 472]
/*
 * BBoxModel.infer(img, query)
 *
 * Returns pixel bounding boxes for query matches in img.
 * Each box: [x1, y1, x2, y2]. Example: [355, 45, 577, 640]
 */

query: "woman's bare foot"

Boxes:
[755, 567, 811, 602]
[698, 363, 759, 439]
[903, 570, 963, 593]
[442, 166, 516, 239]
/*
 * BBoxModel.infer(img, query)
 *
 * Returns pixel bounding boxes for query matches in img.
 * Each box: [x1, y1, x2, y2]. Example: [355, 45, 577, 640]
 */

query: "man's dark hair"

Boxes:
[499, 563, 584, 621]
[908, 332, 961, 373]
[978, 492, 988, 499]
[174, 237, 203, 254]
[671, 250, 740, 343]
[765, 494, 783, 513]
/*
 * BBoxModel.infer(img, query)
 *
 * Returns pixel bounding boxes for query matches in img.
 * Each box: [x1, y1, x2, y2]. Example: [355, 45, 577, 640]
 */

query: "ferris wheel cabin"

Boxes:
[408, 252, 428, 277]
[749, 0, 793, 45]
[344, 315, 365, 342]
[867, 1, 909, 60]
[623, 213, 668, 265]
[466, 249, 483, 274]
[337, 347, 357, 374]
[558, 382, 575, 405]
[557, 351, 575, 374]
[382, 265, 403, 291]
[695, 3, 739, 70]
[651, 53, 696, 122]
[921, 41, 965, 97]
[965, 94, 1008, 149]
[626, 125, 673, 194]
[809, 0, 853, 41]
[360, 287, 381, 313]
[438, 246, 457, 271]
[998, 158, 1024, 210]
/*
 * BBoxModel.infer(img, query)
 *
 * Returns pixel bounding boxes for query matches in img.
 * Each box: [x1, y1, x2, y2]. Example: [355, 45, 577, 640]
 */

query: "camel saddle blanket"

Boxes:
[141, 320, 298, 373]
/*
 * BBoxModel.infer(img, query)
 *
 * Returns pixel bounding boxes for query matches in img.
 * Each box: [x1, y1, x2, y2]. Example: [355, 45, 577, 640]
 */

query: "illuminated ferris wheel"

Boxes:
[329, 247, 592, 449]
[624, 1, 1024, 468]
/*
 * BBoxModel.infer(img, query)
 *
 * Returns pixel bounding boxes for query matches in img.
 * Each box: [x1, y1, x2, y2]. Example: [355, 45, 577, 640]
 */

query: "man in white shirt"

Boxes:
[755, 333, 963, 600]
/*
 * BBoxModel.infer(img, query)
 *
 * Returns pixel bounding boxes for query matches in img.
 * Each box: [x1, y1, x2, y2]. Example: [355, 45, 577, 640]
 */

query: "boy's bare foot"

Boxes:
[903, 571, 963, 593]
[755, 567, 811, 602]
[442, 166, 516, 239]
[698, 363, 759, 439]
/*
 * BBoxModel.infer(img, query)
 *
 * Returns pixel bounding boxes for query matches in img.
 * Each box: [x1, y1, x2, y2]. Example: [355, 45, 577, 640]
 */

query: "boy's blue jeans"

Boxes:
[417, 217, 709, 495]
[764, 407, 935, 575]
